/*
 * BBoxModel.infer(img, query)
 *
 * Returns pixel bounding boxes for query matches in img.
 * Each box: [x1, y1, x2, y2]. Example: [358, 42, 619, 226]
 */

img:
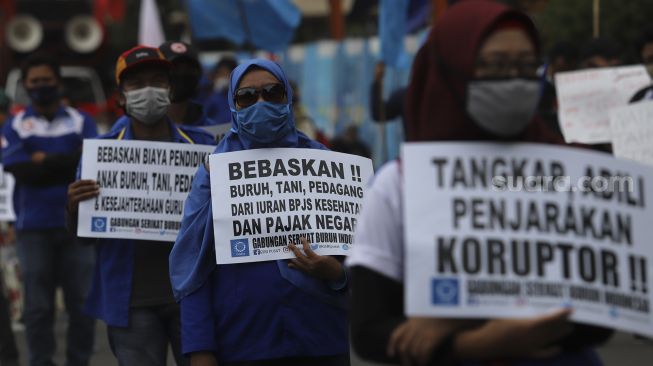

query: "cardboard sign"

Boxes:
[0, 171, 15, 221]
[610, 100, 653, 167]
[78, 139, 214, 241]
[211, 148, 373, 264]
[403, 142, 653, 337]
[555, 65, 651, 144]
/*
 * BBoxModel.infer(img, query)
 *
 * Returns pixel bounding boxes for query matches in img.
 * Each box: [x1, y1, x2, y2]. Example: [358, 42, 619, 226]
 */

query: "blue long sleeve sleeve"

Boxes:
[181, 271, 217, 355]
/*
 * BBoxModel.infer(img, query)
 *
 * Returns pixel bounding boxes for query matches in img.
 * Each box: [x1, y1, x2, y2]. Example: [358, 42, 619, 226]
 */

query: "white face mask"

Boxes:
[124, 87, 170, 125]
[466, 79, 541, 138]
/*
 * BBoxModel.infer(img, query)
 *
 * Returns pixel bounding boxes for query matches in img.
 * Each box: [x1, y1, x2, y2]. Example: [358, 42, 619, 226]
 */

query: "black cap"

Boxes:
[159, 41, 199, 64]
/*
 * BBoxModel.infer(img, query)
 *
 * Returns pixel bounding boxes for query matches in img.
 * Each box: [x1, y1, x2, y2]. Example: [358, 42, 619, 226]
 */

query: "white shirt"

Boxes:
[347, 161, 404, 282]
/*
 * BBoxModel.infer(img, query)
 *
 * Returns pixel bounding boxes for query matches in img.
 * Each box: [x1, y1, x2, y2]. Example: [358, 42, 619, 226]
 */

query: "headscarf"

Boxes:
[402, 2, 613, 352]
[404, 0, 561, 143]
[170, 60, 345, 308]
[226, 59, 298, 148]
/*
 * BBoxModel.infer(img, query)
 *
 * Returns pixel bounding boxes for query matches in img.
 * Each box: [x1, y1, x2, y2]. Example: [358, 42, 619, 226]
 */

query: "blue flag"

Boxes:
[186, 0, 301, 52]
[380, 0, 409, 67]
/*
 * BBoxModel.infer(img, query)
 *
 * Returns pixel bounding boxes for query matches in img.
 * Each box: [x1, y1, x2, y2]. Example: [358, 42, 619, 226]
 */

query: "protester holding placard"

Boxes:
[348, 1, 612, 365]
[66, 46, 214, 365]
[1, 53, 97, 366]
[169, 59, 350, 365]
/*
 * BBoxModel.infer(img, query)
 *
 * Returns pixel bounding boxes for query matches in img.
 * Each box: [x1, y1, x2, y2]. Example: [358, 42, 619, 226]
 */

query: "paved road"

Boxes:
[13, 318, 653, 365]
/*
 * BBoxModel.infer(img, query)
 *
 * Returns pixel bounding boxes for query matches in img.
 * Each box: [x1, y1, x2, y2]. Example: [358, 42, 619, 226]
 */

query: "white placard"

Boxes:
[609, 100, 653, 167]
[0, 172, 16, 221]
[210, 148, 373, 264]
[555, 65, 651, 144]
[403, 142, 653, 337]
[199, 123, 231, 144]
[77, 139, 215, 241]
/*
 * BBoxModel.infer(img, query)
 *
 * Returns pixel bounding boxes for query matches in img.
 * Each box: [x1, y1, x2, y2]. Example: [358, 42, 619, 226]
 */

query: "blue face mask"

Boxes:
[236, 101, 293, 144]
[27, 85, 59, 106]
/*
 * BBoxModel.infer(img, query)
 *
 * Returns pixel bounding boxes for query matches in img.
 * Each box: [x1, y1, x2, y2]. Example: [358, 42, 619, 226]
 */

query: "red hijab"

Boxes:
[404, 0, 562, 144]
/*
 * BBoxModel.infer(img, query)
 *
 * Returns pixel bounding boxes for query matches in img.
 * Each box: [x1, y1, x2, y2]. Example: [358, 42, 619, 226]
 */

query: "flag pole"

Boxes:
[593, 0, 600, 38]
[328, 0, 345, 40]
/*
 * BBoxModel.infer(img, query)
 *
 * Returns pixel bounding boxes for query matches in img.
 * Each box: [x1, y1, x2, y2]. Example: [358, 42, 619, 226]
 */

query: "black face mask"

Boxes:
[27, 85, 60, 106]
[169, 74, 199, 103]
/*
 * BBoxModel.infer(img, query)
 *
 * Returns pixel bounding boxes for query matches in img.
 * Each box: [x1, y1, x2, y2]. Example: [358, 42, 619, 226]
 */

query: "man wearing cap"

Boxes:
[2, 53, 97, 366]
[160, 41, 216, 127]
[110, 41, 216, 133]
[66, 46, 214, 365]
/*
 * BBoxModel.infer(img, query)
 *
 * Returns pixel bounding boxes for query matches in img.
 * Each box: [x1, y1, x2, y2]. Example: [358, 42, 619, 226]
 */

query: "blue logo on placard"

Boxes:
[342, 244, 350, 250]
[230, 239, 250, 257]
[432, 278, 459, 306]
[310, 243, 319, 251]
[91, 217, 107, 232]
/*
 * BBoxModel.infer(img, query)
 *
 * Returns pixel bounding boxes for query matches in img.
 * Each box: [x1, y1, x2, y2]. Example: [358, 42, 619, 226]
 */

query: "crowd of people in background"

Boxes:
[0, 37, 369, 366]
[0, 0, 652, 365]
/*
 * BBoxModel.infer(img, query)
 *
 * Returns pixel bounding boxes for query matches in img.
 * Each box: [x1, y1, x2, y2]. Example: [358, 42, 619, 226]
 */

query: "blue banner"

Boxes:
[186, 0, 300, 52]
[379, 0, 409, 68]
[279, 35, 422, 166]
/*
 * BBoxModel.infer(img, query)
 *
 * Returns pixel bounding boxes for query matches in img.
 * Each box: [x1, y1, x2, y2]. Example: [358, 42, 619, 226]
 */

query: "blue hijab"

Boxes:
[225, 59, 297, 148]
[170, 59, 345, 308]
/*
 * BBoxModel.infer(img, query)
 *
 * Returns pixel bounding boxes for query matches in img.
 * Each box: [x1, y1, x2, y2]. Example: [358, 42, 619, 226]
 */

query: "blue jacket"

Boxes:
[181, 256, 350, 361]
[84, 118, 214, 327]
[2, 105, 97, 230]
[170, 59, 349, 361]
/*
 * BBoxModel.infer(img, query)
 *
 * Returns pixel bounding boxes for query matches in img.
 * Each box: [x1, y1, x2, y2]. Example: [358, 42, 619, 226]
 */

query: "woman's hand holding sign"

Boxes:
[287, 237, 345, 282]
[387, 317, 476, 366]
[453, 308, 574, 361]
[67, 179, 100, 213]
[385, 309, 573, 365]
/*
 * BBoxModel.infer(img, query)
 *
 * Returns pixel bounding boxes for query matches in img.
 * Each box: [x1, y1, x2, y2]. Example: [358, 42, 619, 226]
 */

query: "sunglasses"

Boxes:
[234, 83, 286, 108]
